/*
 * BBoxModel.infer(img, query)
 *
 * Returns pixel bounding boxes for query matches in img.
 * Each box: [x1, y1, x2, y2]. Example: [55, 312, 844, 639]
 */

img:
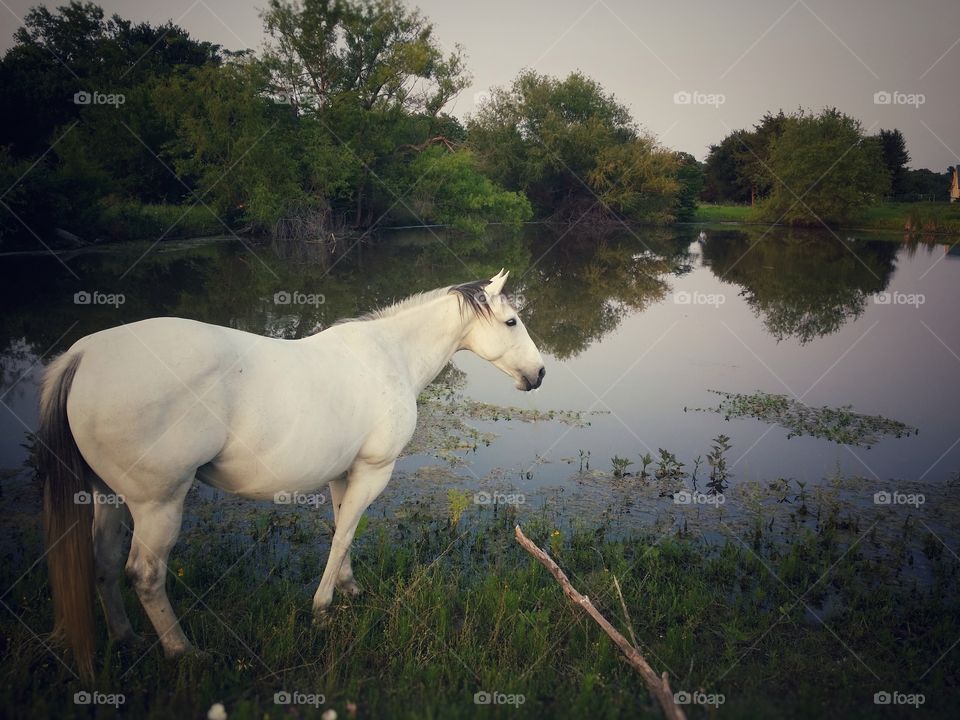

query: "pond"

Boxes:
[1, 224, 959, 533]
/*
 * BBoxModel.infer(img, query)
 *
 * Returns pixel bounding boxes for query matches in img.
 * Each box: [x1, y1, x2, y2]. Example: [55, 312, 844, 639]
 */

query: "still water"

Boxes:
[1, 225, 958, 502]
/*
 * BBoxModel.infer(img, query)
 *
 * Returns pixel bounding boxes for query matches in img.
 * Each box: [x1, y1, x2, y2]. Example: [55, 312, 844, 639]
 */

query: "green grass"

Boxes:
[2, 505, 957, 719]
[856, 202, 960, 234]
[692, 201, 960, 234]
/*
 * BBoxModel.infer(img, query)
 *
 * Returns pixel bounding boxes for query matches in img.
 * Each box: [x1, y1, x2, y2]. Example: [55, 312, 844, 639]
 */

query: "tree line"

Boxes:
[702, 111, 954, 220]
[0, 1, 953, 249]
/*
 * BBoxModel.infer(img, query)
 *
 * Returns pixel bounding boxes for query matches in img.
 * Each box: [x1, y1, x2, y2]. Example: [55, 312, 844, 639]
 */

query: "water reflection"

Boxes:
[0, 227, 935, 385]
[699, 228, 899, 344]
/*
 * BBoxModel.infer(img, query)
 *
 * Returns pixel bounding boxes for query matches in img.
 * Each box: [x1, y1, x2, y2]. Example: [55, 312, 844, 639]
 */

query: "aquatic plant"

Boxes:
[689, 390, 918, 447]
[611, 456, 633, 478]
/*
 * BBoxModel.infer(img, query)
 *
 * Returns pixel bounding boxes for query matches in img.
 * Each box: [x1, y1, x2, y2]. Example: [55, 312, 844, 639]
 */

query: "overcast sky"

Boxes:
[1, 0, 957, 169]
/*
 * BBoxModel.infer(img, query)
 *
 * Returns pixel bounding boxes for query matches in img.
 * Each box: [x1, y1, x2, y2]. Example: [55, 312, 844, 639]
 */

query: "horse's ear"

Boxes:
[487, 269, 509, 296]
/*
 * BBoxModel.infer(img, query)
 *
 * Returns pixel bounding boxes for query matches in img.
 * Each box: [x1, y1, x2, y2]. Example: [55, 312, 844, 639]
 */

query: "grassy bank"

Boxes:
[692, 202, 960, 235]
[1, 500, 956, 719]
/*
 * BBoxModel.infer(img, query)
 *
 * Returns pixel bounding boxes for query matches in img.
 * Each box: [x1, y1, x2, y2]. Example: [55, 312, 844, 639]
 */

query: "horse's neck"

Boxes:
[373, 295, 468, 394]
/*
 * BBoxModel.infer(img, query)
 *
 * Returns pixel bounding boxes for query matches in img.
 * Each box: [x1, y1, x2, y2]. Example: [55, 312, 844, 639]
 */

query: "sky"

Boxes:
[1, 0, 957, 170]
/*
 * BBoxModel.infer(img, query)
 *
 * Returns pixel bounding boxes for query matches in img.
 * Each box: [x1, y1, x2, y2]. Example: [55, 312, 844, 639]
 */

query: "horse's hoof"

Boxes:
[312, 607, 334, 628]
[337, 579, 362, 597]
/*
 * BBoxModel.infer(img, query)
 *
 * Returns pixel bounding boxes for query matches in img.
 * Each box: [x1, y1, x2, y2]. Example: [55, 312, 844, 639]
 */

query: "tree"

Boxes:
[875, 129, 911, 196]
[702, 111, 788, 204]
[758, 109, 890, 225]
[673, 152, 704, 221]
[468, 70, 679, 222]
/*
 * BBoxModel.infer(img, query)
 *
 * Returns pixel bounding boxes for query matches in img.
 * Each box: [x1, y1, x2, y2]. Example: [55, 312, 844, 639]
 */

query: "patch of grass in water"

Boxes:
[688, 389, 918, 447]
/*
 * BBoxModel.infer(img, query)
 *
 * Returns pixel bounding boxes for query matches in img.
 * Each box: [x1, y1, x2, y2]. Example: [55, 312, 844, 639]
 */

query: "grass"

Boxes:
[691, 204, 754, 223]
[1, 501, 957, 719]
[856, 202, 960, 234]
[692, 201, 960, 234]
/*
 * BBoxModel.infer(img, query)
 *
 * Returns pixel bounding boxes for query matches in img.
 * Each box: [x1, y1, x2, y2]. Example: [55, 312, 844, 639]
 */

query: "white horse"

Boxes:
[38, 270, 544, 678]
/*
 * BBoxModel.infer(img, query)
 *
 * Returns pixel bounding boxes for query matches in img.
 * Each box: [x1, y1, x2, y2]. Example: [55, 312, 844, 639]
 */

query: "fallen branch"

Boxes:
[514, 525, 686, 720]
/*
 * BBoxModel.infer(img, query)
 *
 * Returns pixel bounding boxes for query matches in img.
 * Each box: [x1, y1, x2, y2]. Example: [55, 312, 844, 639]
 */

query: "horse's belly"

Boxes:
[196, 440, 357, 501]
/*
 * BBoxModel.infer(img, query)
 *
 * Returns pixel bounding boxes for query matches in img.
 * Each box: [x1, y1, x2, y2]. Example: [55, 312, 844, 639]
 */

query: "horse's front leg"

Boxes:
[313, 459, 394, 617]
[328, 476, 360, 596]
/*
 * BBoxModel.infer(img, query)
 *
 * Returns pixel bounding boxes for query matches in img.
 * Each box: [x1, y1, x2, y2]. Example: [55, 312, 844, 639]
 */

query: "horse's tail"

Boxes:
[38, 351, 96, 680]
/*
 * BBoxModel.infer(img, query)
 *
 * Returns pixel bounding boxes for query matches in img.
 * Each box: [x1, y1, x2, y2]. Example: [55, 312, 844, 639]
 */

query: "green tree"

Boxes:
[468, 70, 678, 222]
[875, 128, 910, 196]
[673, 152, 704, 221]
[758, 109, 889, 225]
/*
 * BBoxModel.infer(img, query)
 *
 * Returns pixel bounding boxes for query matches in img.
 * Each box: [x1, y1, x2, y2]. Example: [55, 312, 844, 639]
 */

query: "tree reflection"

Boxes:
[515, 229, 690, 358]
[700, 228, 898, 343]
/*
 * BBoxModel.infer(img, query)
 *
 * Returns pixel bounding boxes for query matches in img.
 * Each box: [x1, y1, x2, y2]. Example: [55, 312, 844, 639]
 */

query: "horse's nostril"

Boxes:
[538, 366, 546, 379]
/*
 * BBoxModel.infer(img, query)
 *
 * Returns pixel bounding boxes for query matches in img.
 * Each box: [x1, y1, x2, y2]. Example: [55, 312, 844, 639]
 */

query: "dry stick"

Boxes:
[514, 525, 686, 720]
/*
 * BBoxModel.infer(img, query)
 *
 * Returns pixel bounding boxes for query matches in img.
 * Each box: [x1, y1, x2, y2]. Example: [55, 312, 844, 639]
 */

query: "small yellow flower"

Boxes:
[177, 567, 185, 577]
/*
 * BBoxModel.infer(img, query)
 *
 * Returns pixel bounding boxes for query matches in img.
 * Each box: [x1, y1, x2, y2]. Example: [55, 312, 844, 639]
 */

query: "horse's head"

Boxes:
[459, 270, 545, 391]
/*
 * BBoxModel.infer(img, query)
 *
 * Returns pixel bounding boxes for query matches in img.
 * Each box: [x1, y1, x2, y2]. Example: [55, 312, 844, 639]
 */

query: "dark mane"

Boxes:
[449, 280, 494, 320]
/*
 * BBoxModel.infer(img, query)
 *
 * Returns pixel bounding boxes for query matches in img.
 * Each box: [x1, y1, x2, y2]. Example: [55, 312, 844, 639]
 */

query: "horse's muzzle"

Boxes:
[522, 366, 546, 391]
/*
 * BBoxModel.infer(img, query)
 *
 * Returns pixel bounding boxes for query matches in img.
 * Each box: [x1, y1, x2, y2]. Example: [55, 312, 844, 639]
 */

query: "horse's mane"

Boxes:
[337, 280, 495, 325]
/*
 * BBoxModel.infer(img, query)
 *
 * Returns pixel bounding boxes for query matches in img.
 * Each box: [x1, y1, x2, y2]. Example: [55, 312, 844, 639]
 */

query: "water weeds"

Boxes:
[689, 390, 918, 447]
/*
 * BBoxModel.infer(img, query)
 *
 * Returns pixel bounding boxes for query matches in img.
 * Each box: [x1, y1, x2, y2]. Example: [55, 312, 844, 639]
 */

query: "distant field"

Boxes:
[692, 202, 960, 234]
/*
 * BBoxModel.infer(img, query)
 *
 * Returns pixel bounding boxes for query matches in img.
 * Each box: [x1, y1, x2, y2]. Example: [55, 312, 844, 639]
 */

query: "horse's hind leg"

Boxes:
[328, 476, 359, 596]
[124, 482, 193, 658]
[91, 482, 139, 644]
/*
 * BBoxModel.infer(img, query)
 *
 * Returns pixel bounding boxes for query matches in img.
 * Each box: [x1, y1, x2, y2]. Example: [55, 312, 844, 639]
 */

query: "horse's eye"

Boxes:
[506, 318, 517, 327]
